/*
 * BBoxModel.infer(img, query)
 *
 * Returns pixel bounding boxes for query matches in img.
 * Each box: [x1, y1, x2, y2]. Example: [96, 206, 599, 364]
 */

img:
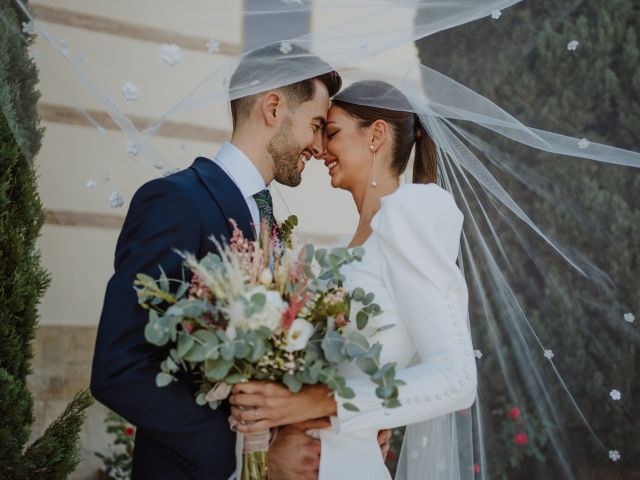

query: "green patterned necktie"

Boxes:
[253, 189, 282, 242]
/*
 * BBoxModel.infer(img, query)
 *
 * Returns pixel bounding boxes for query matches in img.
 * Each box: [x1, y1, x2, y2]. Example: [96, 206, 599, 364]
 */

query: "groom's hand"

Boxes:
[269, 425, 320, 480]
[378, 429, 392, 459]
[230, 381, 337, 433]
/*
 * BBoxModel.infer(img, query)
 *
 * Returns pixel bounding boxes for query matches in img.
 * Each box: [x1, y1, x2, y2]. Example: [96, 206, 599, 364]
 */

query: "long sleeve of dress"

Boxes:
[333, 184, 477, 434]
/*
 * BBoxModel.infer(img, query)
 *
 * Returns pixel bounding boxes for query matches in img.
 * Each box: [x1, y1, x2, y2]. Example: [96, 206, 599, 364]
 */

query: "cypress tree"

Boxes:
[0, 1, 93, 478]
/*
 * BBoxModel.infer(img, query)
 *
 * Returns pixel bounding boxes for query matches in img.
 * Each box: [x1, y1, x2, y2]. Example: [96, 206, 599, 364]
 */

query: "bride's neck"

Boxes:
[349, 176, 399, 247]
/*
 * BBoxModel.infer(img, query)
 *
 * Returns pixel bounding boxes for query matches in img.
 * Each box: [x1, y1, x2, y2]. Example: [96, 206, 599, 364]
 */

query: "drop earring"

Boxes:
[370, 145, 377, 187]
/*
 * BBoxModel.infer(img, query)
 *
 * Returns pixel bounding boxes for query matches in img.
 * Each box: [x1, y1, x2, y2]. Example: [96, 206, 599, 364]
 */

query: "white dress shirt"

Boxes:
[212, 142, 267, 236]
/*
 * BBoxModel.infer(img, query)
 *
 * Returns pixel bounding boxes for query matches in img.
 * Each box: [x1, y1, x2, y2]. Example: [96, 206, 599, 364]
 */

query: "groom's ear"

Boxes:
[260, 91, 283, 127]
[370, 119, 389, 150]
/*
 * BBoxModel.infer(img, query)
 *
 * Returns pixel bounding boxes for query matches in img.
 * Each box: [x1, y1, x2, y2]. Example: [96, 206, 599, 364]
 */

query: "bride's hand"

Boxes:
[229, 381, 337, 433]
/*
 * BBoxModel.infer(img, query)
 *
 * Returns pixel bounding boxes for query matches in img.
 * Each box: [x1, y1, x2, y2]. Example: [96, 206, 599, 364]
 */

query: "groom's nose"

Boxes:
[311, 144, 323, 158]
[310, 131, 324, 158]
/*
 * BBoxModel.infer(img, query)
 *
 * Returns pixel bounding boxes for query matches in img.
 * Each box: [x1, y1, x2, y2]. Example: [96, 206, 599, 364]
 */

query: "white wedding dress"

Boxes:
[317, 183, 477, 480]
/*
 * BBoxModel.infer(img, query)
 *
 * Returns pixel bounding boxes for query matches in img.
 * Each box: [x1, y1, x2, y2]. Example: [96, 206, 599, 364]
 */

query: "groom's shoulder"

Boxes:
[130, 164, 201, 210]
[136, 159, 206, 197]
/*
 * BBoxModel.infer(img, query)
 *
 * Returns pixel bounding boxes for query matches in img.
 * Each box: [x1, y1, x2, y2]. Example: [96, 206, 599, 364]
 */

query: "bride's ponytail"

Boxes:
[412, 119, 438, 184]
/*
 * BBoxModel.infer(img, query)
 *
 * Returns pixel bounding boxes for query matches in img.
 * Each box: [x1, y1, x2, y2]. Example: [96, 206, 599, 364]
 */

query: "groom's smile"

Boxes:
[298, 149, 313, 173]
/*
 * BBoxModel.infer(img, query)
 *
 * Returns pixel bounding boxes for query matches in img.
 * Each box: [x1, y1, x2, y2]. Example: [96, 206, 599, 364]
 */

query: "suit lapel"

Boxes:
[190, 157, 256, 242]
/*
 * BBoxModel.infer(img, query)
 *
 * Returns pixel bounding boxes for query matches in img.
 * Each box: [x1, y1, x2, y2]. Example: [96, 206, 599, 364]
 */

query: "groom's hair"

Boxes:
[229, 44, 341, 129]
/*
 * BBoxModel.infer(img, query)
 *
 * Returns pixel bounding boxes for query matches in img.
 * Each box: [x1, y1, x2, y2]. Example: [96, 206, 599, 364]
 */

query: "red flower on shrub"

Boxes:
[473, 463, 481, 474]
[514, 433, 528, 445]
[509, 407, 521, 420]
[124, 426, 135, 436]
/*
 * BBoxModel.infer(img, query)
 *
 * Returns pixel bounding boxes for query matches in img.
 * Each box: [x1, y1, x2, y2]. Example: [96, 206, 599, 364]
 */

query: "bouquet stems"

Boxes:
[241, 431, 270, 480]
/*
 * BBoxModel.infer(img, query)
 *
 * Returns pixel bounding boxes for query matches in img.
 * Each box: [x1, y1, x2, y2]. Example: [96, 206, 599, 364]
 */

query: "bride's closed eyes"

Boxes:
[324, 127, 340, 140]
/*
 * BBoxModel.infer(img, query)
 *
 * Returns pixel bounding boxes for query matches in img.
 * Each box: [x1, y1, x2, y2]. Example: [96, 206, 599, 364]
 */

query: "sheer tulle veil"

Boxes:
[3, 1, 639, 478]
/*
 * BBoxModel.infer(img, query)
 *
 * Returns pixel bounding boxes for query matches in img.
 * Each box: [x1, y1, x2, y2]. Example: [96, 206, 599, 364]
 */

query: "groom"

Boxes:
[91, 44, 341, 480]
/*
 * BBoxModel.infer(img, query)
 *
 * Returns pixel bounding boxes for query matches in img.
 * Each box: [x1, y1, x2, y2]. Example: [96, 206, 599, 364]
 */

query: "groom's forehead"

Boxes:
[296, 84, 330, 121]
[310, 81, 331, 116]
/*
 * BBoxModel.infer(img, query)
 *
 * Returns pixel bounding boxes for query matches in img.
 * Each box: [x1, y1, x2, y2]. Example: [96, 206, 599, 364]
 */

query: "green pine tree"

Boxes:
[415, 1, 639, 477]
[0, 1, 93, 478]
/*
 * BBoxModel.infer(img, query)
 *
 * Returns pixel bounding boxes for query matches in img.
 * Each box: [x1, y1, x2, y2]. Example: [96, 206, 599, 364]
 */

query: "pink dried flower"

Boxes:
[182, 321, 195, 334]
[282, 287, 310, 330]
[189, 274, 211, 300]
[335, 313, 348, 328]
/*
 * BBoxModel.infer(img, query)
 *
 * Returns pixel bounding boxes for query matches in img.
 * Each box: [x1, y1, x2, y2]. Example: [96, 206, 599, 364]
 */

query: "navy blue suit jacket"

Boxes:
[91, 158, 256, 479]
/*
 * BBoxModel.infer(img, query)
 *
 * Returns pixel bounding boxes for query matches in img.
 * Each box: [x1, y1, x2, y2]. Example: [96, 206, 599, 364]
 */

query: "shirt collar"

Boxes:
[215, 142, 267, 199]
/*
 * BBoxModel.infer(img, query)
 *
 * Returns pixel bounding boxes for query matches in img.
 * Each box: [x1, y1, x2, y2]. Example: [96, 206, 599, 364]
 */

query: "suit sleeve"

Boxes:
[90, 178, 235, 476]
[332, 185, 477, 434]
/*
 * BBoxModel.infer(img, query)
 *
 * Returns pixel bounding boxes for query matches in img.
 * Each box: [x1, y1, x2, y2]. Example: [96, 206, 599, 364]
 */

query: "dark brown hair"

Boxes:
[229, 44, 342, 129]
[332, 80, 437, 184]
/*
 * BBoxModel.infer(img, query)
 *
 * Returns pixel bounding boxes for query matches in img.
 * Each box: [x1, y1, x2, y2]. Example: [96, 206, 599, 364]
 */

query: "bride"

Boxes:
[230, 80, 477, 480]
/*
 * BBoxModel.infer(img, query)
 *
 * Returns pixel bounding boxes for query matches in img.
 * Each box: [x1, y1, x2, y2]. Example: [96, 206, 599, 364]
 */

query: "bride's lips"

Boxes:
[324, 157, 339, 176]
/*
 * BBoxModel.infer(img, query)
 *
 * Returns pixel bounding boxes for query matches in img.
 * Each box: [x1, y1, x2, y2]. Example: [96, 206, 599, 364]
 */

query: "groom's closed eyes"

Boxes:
[311, 115, 326, 133]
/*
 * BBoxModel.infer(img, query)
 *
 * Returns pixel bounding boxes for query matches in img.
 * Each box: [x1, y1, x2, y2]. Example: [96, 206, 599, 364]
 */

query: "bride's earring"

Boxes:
[370, 145, 377, 187]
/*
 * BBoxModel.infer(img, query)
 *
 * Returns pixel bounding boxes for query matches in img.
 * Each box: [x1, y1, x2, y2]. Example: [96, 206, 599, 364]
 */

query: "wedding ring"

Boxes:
[254, 408, 259, 419]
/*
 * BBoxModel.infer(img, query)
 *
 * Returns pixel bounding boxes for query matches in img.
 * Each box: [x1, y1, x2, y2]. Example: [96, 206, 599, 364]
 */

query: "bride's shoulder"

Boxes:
[374, 183, 461, 226]
[371, 184, 463, 259]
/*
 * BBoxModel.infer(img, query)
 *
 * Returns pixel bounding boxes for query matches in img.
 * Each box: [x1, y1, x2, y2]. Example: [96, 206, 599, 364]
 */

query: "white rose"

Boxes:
[224, 286, 286, 335]
[284, 318, 315, 352]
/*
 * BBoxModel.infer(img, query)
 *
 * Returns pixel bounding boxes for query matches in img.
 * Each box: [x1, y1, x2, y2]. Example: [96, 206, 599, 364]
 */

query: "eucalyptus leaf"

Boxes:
[176, 281, 189, 300]
[221, 341, 235, 361]
[136, 273, 156, 288]
[256, 327, 272, 340]
[251, 292, 266, 311]
[356, 311, 369, 330]
[304, 244, 315, 262]
[342, 402, 360, 412]
[225, 373, 249, 384]
[177, 333, 195, 357]
[166, 305, 184, 317]
[283, 373, 302, 393]
[196, 392, 208, 406]
[150, 296, 164, 306]
[374, 324, 395, 335]
[165, 357, 179, 372]
[158, 266, 170, 293]
[193, 329, 218, 344]
[340, 386, 355, 399]
[356, 356, 378, 376]
[249, 338, 265, 362]
[352, 288, 365, 301]
[321, 331, 347, 363]
[309, 361, 323, 381]
[156, 372, 174, 387]
[319, 270, 334, 281]
[234, 340, 252, 359]
[371, 363, 393, 382]
[376, 385, 395, 399]
[183, 343, 206, 362]
[382, 363, 397, 383]
[384, 398, 402, 409]
[363, 293, 375, 306]
[204, 358, 233, 381]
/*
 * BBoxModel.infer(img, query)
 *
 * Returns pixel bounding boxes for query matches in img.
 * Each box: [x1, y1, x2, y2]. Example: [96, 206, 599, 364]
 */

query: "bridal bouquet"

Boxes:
[135, 219, 403, 479]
